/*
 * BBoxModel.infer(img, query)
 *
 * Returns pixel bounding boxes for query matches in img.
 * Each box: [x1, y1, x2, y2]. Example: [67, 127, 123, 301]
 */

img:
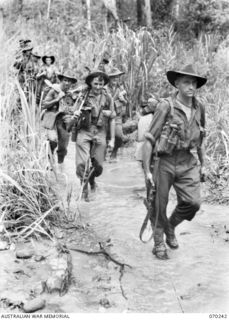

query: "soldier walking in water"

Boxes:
[41, 71, 77, 172]
[72, 68, 116, 201]
[142, 65, 207, 260]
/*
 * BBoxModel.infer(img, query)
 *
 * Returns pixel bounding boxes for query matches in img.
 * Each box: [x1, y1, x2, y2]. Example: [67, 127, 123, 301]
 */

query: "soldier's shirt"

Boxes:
[148, 93, 205, 151]
[86, 90, 116, 129]
[43, 85, 74, 114]
[38, 65, 59, 83]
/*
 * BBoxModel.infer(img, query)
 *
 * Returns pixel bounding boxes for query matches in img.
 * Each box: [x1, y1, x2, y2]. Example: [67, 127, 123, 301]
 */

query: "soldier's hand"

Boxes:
[200, 165, 207, 182]
[58, 91, 65, 100]
[146, 172, 155, 187]
[102, 110, 112, 117]
[118, 92, 127, 103]
[108, 139, 115, 150]
[73, 109, 81, 119]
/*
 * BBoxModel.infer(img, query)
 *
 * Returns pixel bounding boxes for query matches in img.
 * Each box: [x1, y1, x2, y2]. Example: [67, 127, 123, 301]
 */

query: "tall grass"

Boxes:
[2, 0, 229, 207]
[0, 29, 61, 240]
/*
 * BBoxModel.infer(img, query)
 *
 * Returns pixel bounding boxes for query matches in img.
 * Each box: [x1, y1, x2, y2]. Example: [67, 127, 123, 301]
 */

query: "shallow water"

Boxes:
[2, 143, 227, 313]
[78, 153, 229, 313]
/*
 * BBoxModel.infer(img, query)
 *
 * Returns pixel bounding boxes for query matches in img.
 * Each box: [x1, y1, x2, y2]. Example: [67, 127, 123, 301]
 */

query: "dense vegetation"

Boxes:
[1, 0, 229, 239]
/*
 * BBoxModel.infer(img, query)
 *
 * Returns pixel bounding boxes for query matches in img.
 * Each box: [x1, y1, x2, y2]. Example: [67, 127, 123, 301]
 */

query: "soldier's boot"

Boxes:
[165, 213, 183, 249]
[152, 228, 169, 260]
[89, 171, 97, 193]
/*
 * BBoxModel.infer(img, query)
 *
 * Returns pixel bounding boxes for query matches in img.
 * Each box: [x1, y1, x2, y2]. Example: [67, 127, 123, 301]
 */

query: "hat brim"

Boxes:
[57, 74, 77, 84]
[109, 71, 125, 78]
[167, 70, 207, 89]
[32, 54, 41, 59]
[22, 46, 33, 52]
[42, 56, 55, 64]
[85, 71, 110, 86]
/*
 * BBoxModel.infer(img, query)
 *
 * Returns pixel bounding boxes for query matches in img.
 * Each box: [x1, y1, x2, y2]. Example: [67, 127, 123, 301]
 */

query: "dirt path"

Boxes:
[1, 142, 229, 313]
[60, 142, 229, 313]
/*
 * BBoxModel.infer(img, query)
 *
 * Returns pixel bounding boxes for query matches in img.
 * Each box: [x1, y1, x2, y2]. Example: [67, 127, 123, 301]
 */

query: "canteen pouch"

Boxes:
[78, 109, 91, 130]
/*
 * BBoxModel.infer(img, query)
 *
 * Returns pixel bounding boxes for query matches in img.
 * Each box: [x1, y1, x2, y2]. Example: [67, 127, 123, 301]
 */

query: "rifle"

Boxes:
[139, 154, 160, 243]
[69, 88, 91, 141]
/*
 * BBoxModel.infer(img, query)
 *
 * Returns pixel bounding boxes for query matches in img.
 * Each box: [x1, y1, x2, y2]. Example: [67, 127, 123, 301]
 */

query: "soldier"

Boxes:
[31, 51, 42, 74]
[107, 67, 129, 160]
[73, 69, 116, 201]
[142, 64, 207, 260]
[14, 41, 33, 89]
[36, 55, 59, 103]
[41, 71, 77, 172]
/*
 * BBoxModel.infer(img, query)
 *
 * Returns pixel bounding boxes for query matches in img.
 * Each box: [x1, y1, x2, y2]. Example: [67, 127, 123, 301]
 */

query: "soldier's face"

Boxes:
[23, 50, 31, 59]
[90, 77, 105, 95]
[62, 79, 71, 91]
[45, 58, 52, 66]
[109, 77, 119, 87]
[175, 76, 197, 97]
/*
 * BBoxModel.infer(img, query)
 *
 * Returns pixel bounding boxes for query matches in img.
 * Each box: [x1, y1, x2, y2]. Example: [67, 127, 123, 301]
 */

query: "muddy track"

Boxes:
[1, 143, 229, 313]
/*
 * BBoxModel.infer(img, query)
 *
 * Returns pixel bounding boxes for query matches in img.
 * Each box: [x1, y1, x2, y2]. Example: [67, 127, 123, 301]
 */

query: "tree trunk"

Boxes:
[81, 0, 87, 19]
[18, 0, 23, 14]
[86, 0, 91, 30]
[137, 0, 144, 25]
[47, 0, 52, 19]
[144, 0, 152, 27]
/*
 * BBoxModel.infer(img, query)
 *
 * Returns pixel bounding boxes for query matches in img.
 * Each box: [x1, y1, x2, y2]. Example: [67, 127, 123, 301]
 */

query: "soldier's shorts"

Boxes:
[75, 125, 106, 180]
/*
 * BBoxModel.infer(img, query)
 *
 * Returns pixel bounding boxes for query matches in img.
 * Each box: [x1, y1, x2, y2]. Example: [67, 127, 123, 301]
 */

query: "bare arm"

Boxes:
[142, 140, 154, 183]
[107, 94, 116, 147]
[42, 89, 62, 110]
[197, 143, 205, 167]
[142, 100, 170, 183]
[110, 118, 115, 141]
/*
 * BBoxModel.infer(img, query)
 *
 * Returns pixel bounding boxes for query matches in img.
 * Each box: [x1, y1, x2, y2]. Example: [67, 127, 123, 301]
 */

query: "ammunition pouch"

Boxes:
[156, 122, 181, 155]
[78, 109, 92, 130]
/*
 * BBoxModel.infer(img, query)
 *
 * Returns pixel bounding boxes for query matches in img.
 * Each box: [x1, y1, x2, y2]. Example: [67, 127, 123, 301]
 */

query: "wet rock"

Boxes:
[45, 273, 65, 294]
[49, 256, 68, 271]
[34, 255, 46, 262]
[99, 298, 111, 308]
[13, 268, 31, 278]
[23, 297, 46, 313]
[179, 232, 191, 236]
[16, 248, 34, 259]
[9, 243, 16, 251]
[45, 253, 72, 295]
[0, 297, 23, 310]
[30, 281, 45, 295]
[180, 294, 192, 300]
[0, 240, 9, 251]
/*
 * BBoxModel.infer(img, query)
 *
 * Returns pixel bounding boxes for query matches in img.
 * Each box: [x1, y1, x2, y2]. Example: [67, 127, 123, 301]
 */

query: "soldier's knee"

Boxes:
[190, 200, 201, 212]
[49, 140, 57, 153]
[187, 200, 201, 220]
[57, 148, 67, 163]
[91, 158, 103, 177]
[94, 165, 103, 177]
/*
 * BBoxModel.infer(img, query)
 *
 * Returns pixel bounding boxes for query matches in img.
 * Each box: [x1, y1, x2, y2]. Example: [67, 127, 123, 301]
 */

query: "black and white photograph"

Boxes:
[0, 0, 229, 316]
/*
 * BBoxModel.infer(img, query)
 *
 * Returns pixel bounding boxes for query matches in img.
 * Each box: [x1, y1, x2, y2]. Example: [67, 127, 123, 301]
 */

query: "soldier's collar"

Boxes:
[173, 92, 197, 109]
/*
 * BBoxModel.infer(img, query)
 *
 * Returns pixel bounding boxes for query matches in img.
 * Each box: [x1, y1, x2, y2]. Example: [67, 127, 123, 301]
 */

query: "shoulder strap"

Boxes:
[195, 98, 205, 128]
[166, 96, 174, 117]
